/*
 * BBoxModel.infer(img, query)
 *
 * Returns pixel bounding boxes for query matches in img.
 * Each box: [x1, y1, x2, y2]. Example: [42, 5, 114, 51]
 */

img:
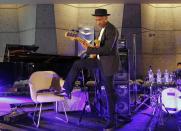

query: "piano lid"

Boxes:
[3, 44, 39, 62]
[3, 44, 79, 63]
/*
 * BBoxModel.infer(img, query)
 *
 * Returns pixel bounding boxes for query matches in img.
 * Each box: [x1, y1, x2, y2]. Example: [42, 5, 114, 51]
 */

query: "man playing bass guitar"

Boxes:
[62, 9, 119, 130]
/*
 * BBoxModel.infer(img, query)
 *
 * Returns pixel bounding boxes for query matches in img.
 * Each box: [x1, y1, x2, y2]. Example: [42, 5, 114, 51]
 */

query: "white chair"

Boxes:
[28, 71, 68, 128]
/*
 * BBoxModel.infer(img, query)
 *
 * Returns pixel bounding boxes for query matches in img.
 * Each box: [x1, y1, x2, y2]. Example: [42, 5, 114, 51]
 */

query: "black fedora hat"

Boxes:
[92, 9, 110, 16]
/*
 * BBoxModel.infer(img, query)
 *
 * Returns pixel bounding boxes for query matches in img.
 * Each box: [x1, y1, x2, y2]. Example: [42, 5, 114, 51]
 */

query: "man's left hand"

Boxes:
[80, 40, 89, 49]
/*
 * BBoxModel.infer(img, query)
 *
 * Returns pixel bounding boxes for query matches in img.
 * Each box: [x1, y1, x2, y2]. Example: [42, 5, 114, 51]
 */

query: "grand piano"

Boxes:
[0, 44, 79, 94]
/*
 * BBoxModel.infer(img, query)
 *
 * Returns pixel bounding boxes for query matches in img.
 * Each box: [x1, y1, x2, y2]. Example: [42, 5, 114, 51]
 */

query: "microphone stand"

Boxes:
[132, 34, 138, 107]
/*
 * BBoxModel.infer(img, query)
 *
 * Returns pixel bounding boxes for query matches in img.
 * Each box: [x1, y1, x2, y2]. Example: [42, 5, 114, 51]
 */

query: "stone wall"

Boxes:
[0, 4, 19, 61]
[18, 4, 36, 46]
[54, 4, 78, 56]
[141, 4, 181, 76]
[35, 4, 57, 54]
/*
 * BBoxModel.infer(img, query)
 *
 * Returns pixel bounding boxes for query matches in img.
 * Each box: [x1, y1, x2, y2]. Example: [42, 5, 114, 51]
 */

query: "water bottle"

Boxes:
[156, 69, 162, 84]
[148, 67, 154, 83]
[164, 69, 169, 83]
[169, 72, 174, 83]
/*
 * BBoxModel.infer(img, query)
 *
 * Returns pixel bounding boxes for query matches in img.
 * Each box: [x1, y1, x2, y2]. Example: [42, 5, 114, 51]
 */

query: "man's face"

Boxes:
[178, 64, 181, 69]
[95, 16, 108, 28]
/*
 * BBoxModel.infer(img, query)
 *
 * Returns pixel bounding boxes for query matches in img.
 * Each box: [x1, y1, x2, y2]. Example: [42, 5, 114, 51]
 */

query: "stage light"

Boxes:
[0, 4, 17, 9]
[68, 4, 107, 8]
[150, 4, 181, 8]
[79, 27, 93, 35]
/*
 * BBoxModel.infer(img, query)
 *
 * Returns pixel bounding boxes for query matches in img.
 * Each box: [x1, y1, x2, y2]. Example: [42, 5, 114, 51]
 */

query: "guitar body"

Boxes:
[89, 39, 100, 59]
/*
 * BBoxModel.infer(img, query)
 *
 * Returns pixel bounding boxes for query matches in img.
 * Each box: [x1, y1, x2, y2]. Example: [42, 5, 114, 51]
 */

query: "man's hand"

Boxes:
[80, 40, 89, 49]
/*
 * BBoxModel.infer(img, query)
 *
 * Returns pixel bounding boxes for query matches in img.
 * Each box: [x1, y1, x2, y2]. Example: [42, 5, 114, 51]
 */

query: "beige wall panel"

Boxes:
[78, 8, 95, 27]
[18, 5, 36, 30]
[175, 31, 181, 53]
[152, 55, 176, 72]
[0, 9, 18, 32]
[141, 54, 153, 76]
[176, 54, 181, 64]
[19, 29, 35, 45]
[153, 31, 175, 54]
[56, 29, 75, 56]
[142, 54, 176, 75]
[55, 4, 78, 29]
[18, 5, 36, 45]
[173, 6, 181, 30]
[55, 4, 78, 55]
[142, 31, 155, 53]
[0, 5, 19, 61]
[141, 4, 155, 30]
[155, 8, 174, 30]
[100, 4, 124, 28]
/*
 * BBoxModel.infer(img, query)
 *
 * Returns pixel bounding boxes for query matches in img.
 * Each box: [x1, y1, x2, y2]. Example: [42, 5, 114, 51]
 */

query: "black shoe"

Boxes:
[65, 92, 71, 99]
[60, 90, 71, 99]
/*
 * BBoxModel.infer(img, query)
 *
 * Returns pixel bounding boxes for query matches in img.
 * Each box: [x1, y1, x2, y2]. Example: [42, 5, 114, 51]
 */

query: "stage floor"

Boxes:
[0, 96, 180, 131]
[0, 96, 32, 116]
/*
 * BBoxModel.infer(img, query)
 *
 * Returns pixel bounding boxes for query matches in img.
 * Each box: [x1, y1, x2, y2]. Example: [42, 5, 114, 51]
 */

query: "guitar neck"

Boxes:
[75, 37, 92, 47]
[65, 31, 100, 48]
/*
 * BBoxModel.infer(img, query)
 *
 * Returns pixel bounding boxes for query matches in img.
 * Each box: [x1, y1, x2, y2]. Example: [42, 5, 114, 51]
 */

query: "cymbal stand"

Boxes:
[134, 82, 153, 112]
[152, 88, 170, 126]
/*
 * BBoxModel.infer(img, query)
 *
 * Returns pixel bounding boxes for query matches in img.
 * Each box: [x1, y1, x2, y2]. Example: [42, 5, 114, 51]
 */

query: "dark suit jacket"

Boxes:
[86, 22, 119, 76]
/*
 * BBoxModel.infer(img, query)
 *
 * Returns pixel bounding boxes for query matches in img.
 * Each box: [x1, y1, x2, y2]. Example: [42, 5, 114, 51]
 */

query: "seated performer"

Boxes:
[176, 62, 181, 78]
[175, 62, 181, 85]
[61, 9, 119, 129]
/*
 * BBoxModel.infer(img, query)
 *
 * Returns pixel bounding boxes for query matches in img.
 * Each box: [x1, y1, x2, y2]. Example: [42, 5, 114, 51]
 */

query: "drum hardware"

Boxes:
[134, 69, 173, 114]
[134, 68, 181, 125]
[134, 82, 171, 125]
[129, 79, 143, 108]
[134, 67, 155, 113]
[151, 88, 170, 126]
[134, 82, 154, 113]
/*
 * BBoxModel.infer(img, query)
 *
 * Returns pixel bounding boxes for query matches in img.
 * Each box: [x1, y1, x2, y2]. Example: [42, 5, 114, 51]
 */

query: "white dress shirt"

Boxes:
[97, 28, 105, 60]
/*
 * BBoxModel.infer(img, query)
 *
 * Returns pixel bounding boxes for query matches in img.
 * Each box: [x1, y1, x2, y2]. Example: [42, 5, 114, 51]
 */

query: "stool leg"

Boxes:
[79, 100, 89, 124]
[79, 89, 90, 124]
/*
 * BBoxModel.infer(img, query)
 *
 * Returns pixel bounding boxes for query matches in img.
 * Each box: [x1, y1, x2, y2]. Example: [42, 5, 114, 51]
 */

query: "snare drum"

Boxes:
[160, 88, 181, 114]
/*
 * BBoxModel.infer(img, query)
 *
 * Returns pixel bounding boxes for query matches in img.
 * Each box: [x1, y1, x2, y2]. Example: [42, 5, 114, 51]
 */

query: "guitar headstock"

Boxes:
[65, 31, 78, 40]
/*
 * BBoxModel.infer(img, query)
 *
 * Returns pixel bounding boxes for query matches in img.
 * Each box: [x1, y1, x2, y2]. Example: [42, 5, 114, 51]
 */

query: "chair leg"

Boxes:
[56, 101, 58, 113]
[33, 103, 38, 126]
[33, 103, 42, 128]
[62, 101, 68, 123]
[36, 103, 42, 128]
[56, 101, 68, 123]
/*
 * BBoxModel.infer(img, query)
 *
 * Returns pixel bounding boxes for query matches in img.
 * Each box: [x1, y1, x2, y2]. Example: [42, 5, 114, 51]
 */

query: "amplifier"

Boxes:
[115, 48, 129, 81]
[114, 81, 130, 115]
[114, 72, 128, 81]
[94, 81, 130, 118]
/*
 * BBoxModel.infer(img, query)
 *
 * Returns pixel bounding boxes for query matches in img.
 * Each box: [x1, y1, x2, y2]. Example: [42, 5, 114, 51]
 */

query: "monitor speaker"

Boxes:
[114, 81, 130, 115]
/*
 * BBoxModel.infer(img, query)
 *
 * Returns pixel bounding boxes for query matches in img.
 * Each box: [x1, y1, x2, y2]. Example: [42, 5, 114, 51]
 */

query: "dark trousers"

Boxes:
[63, 58, 115, 121]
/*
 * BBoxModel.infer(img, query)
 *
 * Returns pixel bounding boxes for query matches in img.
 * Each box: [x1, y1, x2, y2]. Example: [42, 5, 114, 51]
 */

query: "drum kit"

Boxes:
[134, 68, 181, 125]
